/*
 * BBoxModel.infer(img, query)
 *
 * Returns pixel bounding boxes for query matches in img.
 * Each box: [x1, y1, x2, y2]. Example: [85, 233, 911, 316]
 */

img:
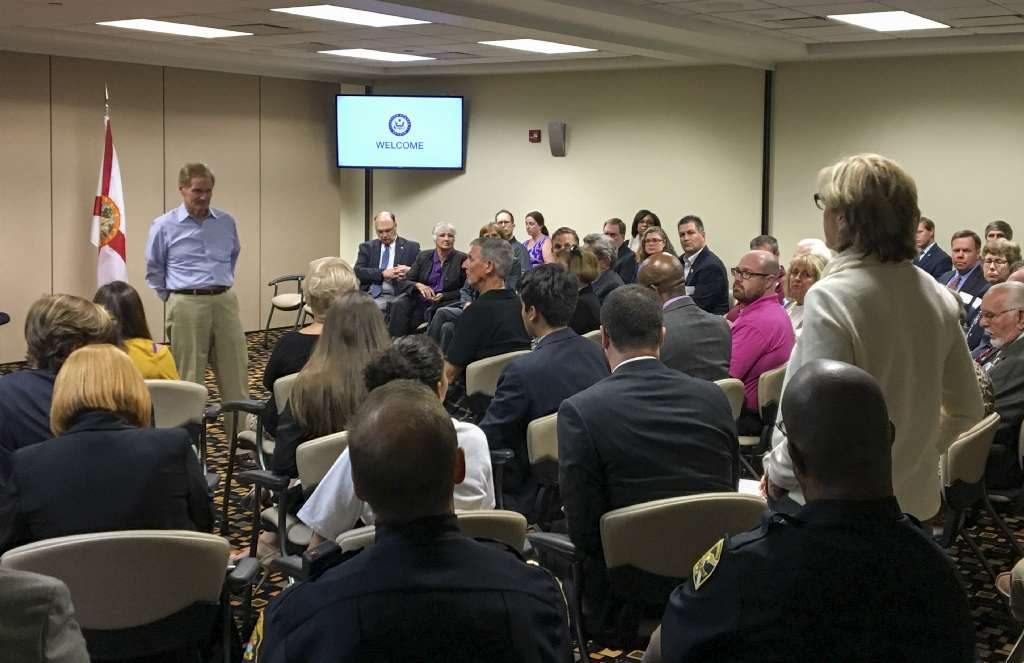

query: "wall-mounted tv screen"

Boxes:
[336, 94, 465, 170]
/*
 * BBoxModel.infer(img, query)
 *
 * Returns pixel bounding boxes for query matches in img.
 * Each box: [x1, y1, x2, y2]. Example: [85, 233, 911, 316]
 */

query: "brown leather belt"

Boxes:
[172, 287, 229, 296]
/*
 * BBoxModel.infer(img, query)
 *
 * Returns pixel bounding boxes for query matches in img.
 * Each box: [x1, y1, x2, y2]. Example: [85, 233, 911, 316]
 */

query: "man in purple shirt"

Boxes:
[729, 250, 795, 435]
[387, 222, 467, 337]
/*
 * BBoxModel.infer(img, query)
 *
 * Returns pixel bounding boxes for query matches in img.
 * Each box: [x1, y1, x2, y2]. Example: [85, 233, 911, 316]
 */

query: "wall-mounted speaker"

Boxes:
[548, 121, 566, 157]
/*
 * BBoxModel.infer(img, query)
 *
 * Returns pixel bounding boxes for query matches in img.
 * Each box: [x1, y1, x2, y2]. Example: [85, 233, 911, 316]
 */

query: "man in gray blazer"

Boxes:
[0, 568, 89, 663]
[978, 282, 1024, 489]
[637, 253, 731, 381]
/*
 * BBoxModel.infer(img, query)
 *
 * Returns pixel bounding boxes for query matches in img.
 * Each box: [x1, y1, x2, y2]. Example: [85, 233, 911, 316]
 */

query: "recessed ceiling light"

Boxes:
[319, 48, 434, 62]
[272, 5, 428, 27]
[827, 11, 949, 32]
[478, 39, 596, 54]
[96, 19, 252, 38]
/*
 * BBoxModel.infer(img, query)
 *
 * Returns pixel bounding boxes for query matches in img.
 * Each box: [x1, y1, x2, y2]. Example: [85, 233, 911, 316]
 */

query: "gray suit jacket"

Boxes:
[0, 568, 90, 663]
[989, 334, 1024, 449]
[660, 295, 731, 381]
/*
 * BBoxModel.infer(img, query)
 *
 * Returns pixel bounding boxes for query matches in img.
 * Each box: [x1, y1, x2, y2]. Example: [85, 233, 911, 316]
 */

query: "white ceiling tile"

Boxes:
[948, 15, 1024, 27]
[676, 0, 776, 12]
[972, 22, 1024, 31]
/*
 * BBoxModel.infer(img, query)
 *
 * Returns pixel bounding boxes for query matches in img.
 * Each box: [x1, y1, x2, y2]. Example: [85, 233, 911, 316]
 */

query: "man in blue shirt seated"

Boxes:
[644, 359, 975, 663]
[260, 380, 571, 663]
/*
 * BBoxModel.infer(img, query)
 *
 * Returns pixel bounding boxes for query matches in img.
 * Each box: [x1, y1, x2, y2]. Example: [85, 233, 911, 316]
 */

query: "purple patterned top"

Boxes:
[526, 235, 548, 268]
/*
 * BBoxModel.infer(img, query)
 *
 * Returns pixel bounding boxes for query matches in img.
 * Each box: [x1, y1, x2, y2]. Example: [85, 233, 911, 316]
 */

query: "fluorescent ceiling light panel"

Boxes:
[478, 39, 595, 54]
[271, 5, 428, 27]
[827, 11, 948, 32]
[320, 48, 434, 62]
[96, 19, 252, 38]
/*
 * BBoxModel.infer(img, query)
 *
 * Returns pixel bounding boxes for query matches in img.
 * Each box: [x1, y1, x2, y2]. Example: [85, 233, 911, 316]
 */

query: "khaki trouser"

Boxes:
[167, 290, 249, 438]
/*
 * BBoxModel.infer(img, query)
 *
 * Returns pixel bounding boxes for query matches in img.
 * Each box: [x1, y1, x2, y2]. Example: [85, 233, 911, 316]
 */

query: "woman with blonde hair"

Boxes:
[762, 154, 983, 521]
[557, 246, 602, 334]
[783, 252, 828, 333]
[272, 291, 390, 478]
[10, 344, 213, 546]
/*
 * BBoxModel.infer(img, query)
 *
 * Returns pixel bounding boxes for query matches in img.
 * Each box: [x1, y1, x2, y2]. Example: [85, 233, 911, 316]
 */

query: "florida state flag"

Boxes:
[90, 89, 127, 286]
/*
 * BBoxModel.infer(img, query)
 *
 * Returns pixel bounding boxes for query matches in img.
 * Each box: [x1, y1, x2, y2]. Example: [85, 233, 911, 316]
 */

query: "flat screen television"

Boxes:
[335, 94, 465, 170]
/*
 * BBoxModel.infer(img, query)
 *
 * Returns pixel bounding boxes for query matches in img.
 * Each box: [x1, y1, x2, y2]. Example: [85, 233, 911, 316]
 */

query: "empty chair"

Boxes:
[145, 378, 215, 491]
[737, 364, 787, 478]
[264, 274, 304, 348]
[465, 349, 530, 417]
[714, 378, 745, 421]
[527, 412, 561, 527]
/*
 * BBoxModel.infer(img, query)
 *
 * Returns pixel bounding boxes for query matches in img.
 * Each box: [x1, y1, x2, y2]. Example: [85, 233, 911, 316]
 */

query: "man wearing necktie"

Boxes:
[938, 230, 988, 299]
[912, 217, 951, 280]
[354, 211, 420, 314]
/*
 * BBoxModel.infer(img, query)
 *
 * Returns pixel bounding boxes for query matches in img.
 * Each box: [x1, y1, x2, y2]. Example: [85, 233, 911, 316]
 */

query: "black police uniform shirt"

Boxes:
[659, 497, 975, 663]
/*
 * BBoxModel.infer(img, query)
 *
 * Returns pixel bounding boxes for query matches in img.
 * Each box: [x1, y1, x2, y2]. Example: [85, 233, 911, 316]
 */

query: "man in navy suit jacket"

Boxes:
[913, 217, 952, 280]
[353, 211, 420, 312]
[677, 215, 730, 315]
[480, 265, 609, 514]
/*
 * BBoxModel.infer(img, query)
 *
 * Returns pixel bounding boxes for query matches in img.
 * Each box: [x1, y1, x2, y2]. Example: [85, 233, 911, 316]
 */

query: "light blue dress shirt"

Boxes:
[145, 204, 240, 301]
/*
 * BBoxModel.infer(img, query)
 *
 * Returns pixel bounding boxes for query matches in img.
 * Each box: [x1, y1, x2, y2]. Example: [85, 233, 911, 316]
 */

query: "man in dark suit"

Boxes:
[938, 229, 988, 300]
[387, 222, 467, 336]
[637, 253, 730, 381]
[677, 215, 729, 315]
[978, 282, 1024, 489]
[261, 381, 571, 663]
[558, 285, 738, 610]
[353, 210, 420, 313]
[914, 217, 952, 280]
[604, 218, 637, 284]
[0, 568, 90, 663]
[480, 265, 609, 514]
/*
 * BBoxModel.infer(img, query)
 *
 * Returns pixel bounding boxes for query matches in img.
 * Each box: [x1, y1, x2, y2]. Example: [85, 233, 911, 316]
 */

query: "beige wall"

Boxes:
[0, 51, 342, 363]
[772, 52, 1024, 259]
[370, 67, 765, 274]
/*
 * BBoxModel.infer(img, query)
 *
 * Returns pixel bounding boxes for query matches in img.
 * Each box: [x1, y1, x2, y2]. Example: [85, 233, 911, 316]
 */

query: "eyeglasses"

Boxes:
[731, 267, 773, 280]
[813, 193, 826, 211]
[983, 258, 1009, 266]
[979, 307, 1023, 322]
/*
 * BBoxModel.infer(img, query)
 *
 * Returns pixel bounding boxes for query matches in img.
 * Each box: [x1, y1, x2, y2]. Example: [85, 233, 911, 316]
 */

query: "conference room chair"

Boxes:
[335, 510, 528, 554]
[465, 349, 531, 418]
[990, 422, 1024, 513]
[737, 364, 787, 479]
[583, 329, 601, 344]
[527, 412, 563, 529]
[145, 378, 217, 491]
[714, 377, 745, 421]
[264, 273, 305, 348]
[999, 559, 1024, 662]
[528, 492, 767, 656]
[939, 412, 1024, 584]
[0, 530, 259, 661]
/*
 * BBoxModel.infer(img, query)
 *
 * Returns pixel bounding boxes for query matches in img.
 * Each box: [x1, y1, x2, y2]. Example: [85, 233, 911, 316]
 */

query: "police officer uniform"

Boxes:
[658, 498, 975, 663]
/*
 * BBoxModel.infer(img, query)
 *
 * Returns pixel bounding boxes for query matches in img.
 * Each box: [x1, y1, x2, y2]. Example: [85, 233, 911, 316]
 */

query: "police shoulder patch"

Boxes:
[692, 538, 724, 591]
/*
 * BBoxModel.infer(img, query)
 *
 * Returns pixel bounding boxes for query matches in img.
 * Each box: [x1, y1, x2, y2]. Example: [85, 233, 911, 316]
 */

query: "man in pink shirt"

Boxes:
[729, 250, 795, 435]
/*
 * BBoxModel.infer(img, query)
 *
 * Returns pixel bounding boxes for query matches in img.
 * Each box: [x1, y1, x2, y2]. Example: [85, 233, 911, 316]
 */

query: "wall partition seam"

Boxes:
[761, 69, 774, 236]
[258, 76, 263, 325]
[48, 56, 54, 294]
[161, 66, 167, 342]
[363, 84, 373, 242]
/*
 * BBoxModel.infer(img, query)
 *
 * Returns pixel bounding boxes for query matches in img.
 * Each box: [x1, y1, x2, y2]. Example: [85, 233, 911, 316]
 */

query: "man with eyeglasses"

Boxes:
[494, 209, 530, 278]
[354, 211, 420, 313]
[728, 250, 795, 435]
[977, 282, 1024, 489]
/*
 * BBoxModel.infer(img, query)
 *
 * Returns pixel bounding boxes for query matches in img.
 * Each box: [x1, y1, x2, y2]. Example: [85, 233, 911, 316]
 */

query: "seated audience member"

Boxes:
[0, 568, 89, 663]
[558, 286, 738, 609]
[273, 292, 390, 478]
[628, 209, 661, 253]
[783, 252, 828, 333]
[524, 210, 552, 268]
[262, 257, 357, 435]
[792, 237, 832, 261]
[645, 360, 975, 663]
[261, 381, 571, 663]
[353, 211, 419, 313]
[637, 253, 730, 381]
[602, 218, 637, 285]
[677, 215, 730, 315]
[558, 247, 602, 335]
[987, 219, 1014, 242]
[729, 250, 796, 434]
[940, 230, 989, 303]
[549, 226, 580, 261]
[725, 235, 786, 322]
[443, 238, 531, 388]
[621, 226, 679, 285]
[388, 222, 467, 337]
[0, 294, 115, 550]
[479, 265, 609, 514]
[914, 216, 952, 280]
[493, 210, 530, 286]
[11, 344, 213, 547]
[965, 238, 1022, 350]
[300, 335, 494, 544]
[584, 233, 625, 303]
[977, 282, 1024, 489]
[94, 280, 178, 379]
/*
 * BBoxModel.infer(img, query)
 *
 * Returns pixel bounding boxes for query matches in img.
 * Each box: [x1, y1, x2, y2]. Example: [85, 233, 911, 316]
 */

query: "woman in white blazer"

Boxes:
[763, 154, 984, 520]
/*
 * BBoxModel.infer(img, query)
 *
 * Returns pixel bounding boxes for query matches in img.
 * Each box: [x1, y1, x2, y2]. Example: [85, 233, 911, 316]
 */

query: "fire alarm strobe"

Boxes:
[528, 129, 542, 143]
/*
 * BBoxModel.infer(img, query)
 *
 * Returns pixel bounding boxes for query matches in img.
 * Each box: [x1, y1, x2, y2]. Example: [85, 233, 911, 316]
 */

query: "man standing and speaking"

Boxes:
[145, 163, 248, 431]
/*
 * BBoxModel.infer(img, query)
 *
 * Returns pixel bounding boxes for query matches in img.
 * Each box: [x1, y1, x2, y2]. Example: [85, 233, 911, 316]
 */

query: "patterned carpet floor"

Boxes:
[3, 328, 1024, 661]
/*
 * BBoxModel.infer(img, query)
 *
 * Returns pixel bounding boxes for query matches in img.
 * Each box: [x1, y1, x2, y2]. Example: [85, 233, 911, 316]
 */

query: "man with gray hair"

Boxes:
[978, 281, 1024, 488]
[388, 222, 466, 336]
[583, 233, 624, 303]
[444, 238, 530, 389]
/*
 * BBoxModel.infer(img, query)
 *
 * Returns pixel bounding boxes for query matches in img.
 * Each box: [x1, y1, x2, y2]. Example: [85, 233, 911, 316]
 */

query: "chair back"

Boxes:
[296, 431, 349, 490]
[714, 378, 745, 421]
[756, 364, 787, 413]
[145, 380, 208, 429]
[336, 510, 529, 553]
[527, 413, 559, 486]
[273, 373, 299, 415]
[942, 413, 999, 487]
[1, 530, 228, 630]
[600, 493, 766, 578]
[583, 329, 601, 344]
[465, 350, 530, 398]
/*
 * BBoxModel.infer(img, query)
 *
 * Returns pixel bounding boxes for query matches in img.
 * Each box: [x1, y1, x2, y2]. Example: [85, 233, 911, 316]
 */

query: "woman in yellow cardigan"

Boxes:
[94, 281, 179, 380]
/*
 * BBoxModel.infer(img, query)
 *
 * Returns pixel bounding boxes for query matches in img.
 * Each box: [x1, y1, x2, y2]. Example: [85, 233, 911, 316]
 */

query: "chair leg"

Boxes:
[249, 484, 263, 559]
[294, 304, 304, 329]
[264, 305, 276, 349]
[960, 526, 999, 586]
[569, 560, 590, 662]
[221, 427, 238, 537]
[739, 454, 761, 480]
[940, 506, 962, 548]
[985, 494, 1024, 559]
[493, 462, 505, 510]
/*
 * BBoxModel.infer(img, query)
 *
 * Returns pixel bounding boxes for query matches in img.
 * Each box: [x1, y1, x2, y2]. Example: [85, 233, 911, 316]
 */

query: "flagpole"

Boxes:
[104, 84, 110, 119]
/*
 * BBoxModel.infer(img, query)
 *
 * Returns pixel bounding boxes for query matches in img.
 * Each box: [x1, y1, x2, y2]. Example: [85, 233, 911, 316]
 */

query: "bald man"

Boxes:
[728, 250, 795, 435]
[354, 211, 420, 312]
[638, 253, 730, 381]
[646, 360, 975, 663]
